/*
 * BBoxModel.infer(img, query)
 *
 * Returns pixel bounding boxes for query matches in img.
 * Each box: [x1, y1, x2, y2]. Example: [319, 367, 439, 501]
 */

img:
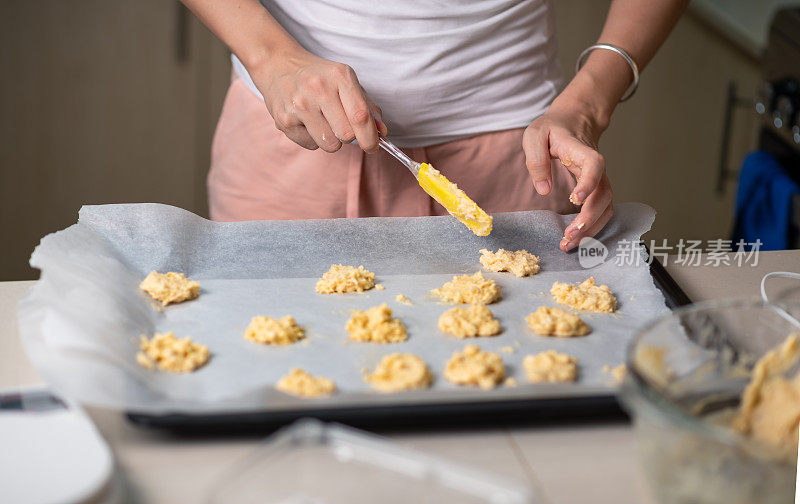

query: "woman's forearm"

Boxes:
[553, 0, 689, 131]
[524, 0, 687, 250]
[179, 0, 304, 75]
[181, 0, 385, 152]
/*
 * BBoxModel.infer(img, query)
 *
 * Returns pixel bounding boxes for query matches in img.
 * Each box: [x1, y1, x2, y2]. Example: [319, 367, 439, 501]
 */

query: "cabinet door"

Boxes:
[0, 1, 230, 280]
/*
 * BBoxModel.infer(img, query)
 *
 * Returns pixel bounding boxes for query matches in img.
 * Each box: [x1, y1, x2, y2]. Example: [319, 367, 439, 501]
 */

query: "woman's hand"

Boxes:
[523, 98, 613, 252]
[520, 0, 688, 252]
[251, 49, 387, 153]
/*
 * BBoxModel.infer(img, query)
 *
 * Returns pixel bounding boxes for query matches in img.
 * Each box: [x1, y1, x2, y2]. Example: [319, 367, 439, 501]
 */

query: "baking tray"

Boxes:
[126, 260, 691, 433]
[19, 202, 688, 431]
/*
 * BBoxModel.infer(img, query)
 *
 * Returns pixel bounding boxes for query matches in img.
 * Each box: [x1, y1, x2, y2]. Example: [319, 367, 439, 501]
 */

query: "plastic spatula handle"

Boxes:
[378, 137, 421, 178]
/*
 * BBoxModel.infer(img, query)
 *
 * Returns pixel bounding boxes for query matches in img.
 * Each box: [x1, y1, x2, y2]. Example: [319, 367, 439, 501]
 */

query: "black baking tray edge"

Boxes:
[126, 257, 691, 432]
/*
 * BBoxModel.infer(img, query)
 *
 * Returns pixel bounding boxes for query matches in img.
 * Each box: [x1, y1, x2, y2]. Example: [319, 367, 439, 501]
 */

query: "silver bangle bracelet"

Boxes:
[575, 43, 640, 102]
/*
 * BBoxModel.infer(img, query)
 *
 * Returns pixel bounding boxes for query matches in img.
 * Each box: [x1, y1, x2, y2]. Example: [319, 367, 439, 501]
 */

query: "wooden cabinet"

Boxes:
[0, 1, 231, 280]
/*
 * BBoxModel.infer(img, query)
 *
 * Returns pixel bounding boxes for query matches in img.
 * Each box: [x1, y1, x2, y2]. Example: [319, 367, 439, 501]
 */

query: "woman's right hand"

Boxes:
[251, 49, 387, 153]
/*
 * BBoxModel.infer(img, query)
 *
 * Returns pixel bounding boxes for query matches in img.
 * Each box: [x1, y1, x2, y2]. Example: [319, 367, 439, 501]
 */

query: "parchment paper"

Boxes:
[19, 202, 668, 413]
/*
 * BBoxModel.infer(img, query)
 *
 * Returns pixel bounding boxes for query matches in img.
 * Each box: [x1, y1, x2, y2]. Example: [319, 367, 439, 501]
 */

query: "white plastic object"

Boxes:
[759, 271, 800, 329]
[0, 388, 115, 504]
[207, 418, 541, 504]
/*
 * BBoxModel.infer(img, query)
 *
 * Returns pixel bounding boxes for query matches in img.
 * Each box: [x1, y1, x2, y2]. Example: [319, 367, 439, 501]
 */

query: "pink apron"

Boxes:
[208, 76, 577, 221]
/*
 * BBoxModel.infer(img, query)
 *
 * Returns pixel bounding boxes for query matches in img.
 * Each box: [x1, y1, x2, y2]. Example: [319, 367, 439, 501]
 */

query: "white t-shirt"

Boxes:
[232, 0, 562, 148]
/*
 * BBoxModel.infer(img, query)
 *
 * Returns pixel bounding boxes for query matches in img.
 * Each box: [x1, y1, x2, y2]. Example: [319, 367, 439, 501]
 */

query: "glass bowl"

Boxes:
[620, 298, 800, 504]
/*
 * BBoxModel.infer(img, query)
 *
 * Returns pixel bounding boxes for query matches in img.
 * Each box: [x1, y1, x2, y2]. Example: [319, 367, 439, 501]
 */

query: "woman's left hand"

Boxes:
[523, 99, 613, 252]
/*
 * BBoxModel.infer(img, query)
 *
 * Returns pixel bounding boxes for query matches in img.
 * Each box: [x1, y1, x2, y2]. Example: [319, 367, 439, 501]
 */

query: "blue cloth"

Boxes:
[731, 151, 799, 250]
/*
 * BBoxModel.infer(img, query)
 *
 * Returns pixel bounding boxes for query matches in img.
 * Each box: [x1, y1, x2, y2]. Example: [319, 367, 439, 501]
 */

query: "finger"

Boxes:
[561, 203, 614, 252]
[338, 77, 379, 153]
[270, 97, 319, 150]
[270, 104, 304, 135]
[581, 202, 614, 238]
[550, 136, 605, 205]
[522, 125, 553, 195]
[300, 107, 342, 153]
[366, 98, 388, 137]
[287, 92, 342, 152]
[564, 176, 613, 240]
[560, 177, 613, 251]
[320, 98, 355, 144]
[282, 125, 319, 151]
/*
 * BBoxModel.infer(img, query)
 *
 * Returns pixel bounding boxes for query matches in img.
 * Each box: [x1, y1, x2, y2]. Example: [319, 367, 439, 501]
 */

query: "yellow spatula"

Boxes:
[378, 137, 493, 236]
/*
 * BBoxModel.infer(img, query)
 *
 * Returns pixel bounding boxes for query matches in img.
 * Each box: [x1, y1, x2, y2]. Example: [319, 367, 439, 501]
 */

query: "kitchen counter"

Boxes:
[2, 250, 798, 503]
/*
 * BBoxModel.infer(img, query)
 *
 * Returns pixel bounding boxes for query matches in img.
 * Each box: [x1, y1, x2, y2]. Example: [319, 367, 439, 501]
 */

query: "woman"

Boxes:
[183, 0, 686, 251]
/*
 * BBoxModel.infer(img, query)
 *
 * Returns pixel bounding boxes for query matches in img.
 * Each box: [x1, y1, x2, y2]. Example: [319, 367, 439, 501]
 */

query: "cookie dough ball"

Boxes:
[603, 363, 627, 384]
[479, 248, 540, 277]
[438, 305, 501, 338]
[139, 271, 200, 306]
[526, 306, 590, 337]
[346, 303, 408, 343]
[395, 294, 413, 305]
[550, 277, 617, 313]
[524, 350, 578, 383]
[276, 368, 336, 398]
[366, 353, 432, 392]
[244, 315, 304, 345]
[444, 344, 505, 389]
[136, 332, 209, 373]
[315, 264, 375, 294]
[431, 272, 501, 305]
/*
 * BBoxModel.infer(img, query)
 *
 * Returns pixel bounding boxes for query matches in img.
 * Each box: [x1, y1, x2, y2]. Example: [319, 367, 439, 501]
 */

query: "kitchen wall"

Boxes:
[0, 1, 763, 280]
[0, 1, 231, 280]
